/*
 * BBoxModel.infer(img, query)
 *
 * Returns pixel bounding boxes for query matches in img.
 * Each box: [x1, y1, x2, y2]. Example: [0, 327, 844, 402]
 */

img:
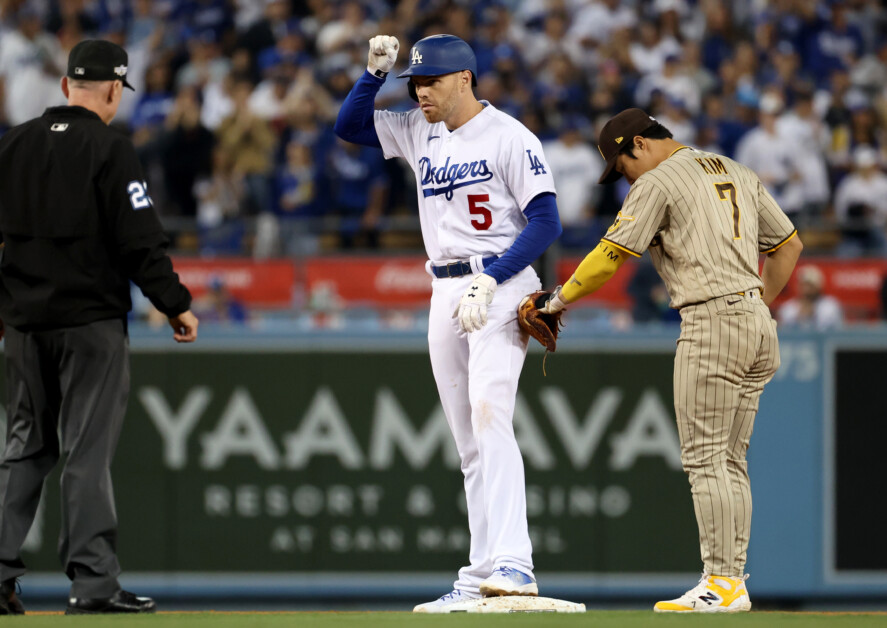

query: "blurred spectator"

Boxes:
[253, 137, 322, 258]
[629, 19, 678, 77]
[735, 92, 805, 217]
[200, 68, 235, 131]
[325, 139, 389, 249]
[848, 103, 885, 158]
[307, 280, 344, 329]
[523, 10, 584, 71]
[656, 97, 695, 145]
[45, 0, 102, 35]
[194, 275, 248, 324]
[776, 86, 831, 219]
[680, 39, 717, 99]
[821, 66, 860, 173]
[759, 40, 810, 96]
[248, 64, 293, 127]
[801, 1, 864, 83]
[216, 77, 275, 214]
[698, 91, 749, 157]
[175, 27, 230, 91]
[0, 0, 883, 264]
[833, 145, 887, 257]
[532, 53, 587, 116]
[172, 0, 233, 46]
[654, 0, 701, 42]
[635, 52, 701, 116]
[255, 19, 309, 82]
[542, 116, 601, 249]
[778, 265, 843, 330]
[193, 147, 246, 254]
[275, 139, 319, 217]
[0, 6, 65, 126]
[127, 0, 162, 48]
[732, 40, 761, 96]
[694, 122, 724, 154]
[161, 87, 215, 217]
[700, 4, 738, 73]
[238, 0, 292, 58]
[569, 0, 637, 50]
[131, 59, 175, 147]
[315, 0, 375, 58]
[851, 38, 887, 95]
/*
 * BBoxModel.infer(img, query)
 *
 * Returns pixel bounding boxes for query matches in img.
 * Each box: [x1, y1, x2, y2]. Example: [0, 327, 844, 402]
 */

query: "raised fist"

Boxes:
[367, 35, 399, 76]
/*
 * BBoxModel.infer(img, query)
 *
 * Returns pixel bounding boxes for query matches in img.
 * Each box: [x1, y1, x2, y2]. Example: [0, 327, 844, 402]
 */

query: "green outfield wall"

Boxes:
[8, 349, 697, 574]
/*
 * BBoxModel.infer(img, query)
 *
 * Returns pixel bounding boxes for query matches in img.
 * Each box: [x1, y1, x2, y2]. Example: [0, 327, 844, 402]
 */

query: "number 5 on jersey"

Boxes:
[468, 194, 492, 231]
[128, 180, 153, 210]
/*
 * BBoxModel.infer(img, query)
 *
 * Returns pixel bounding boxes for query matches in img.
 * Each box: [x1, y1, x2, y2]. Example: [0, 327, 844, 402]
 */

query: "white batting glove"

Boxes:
[455, 273, 497, 333]
[367, 35, 399, 77]
[540, 285, 569, 314]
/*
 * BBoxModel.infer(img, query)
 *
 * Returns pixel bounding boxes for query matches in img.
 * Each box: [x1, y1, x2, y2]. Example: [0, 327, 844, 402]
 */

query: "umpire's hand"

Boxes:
[168, 310, 198, 343]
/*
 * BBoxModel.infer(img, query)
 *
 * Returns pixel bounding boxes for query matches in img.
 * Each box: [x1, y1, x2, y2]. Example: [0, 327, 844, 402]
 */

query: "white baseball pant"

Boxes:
[426, 264, 540, 595]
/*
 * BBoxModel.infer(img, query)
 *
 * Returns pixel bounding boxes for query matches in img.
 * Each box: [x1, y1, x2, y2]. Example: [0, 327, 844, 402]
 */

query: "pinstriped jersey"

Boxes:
[602, 146, 796, 308]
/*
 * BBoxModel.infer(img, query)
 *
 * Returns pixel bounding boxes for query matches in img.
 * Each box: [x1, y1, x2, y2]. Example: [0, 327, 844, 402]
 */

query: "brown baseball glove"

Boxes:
[517, 290, 565, 352]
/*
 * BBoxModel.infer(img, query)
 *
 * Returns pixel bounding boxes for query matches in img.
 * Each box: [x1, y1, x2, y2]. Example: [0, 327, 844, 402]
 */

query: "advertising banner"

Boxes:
[8, 350, 698, 575]
[170, 258, 296, 308]
[303, 257, 431, 307]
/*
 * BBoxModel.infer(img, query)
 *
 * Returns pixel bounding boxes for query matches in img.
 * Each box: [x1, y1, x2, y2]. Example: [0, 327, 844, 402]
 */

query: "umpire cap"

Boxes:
[597, 108, 658, 184]
[398, 34, 477, 101]
[67, 39, 135, 90]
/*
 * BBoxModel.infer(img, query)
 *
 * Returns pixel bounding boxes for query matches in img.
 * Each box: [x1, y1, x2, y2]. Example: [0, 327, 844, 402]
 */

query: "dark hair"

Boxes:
[617, 122, 674, 160]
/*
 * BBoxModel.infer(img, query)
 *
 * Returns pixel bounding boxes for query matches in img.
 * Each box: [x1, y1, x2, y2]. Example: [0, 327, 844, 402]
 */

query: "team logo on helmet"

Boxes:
[411, 47, 423, 65]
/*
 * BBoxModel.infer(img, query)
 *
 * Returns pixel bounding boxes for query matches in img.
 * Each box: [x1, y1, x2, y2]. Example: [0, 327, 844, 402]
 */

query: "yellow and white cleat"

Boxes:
[654, 573, 751, 613]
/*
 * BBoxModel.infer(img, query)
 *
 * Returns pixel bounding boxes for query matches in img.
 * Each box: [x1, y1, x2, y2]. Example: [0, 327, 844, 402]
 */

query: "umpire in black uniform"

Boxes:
[0, 40, 198, 615]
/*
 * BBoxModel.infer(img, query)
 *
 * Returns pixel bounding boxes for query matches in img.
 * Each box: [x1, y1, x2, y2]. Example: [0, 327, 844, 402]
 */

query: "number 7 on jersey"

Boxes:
[714, 182, 741, 240]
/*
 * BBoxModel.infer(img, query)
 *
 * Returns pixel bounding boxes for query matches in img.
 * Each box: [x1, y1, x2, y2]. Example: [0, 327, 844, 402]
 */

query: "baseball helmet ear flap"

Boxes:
[398, 34, 478, 102]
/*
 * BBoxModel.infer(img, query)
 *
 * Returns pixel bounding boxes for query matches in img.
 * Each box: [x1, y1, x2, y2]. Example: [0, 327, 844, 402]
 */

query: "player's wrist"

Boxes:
[367, 65, 389, 79]
[545, 286, 568, 313]
[476, 272, 497, 291]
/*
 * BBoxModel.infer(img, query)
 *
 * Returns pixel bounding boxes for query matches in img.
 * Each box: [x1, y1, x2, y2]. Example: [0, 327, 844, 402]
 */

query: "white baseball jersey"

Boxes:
[374, 102, 556, 264]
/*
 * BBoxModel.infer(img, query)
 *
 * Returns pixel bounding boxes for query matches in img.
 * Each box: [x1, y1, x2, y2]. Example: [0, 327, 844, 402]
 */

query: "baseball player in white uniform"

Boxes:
[334, 34, 563, 612]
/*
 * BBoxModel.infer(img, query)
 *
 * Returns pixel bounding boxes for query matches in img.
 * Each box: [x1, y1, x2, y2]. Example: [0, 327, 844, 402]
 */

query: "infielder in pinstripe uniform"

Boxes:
[538, 109, 803, 613]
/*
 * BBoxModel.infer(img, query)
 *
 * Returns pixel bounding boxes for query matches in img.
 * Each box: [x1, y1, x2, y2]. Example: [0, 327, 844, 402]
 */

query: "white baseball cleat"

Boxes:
[413, 589, 480, 613]
[479, 566, 538, 597]
[654, 572, 751, 613]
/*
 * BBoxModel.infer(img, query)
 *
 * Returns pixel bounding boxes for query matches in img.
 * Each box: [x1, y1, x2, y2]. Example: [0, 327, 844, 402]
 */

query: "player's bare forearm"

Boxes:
[761, 233, 803, 306]
[560, 241, 627, 303]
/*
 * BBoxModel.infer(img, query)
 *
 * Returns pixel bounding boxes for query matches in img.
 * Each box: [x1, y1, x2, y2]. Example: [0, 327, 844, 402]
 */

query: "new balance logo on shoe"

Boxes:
[654, 573, 751, 614]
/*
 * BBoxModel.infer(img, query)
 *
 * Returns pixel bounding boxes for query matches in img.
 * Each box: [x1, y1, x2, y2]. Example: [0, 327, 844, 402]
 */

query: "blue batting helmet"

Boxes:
[398, 34, 477, 101]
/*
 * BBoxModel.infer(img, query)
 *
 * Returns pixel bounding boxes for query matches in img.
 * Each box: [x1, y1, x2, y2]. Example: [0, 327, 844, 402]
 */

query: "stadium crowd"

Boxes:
[1, 0, 886, 261]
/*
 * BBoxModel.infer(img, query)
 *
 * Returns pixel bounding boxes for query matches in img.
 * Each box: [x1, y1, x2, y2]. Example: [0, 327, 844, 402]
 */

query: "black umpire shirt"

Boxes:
[0, 106, 191, 331]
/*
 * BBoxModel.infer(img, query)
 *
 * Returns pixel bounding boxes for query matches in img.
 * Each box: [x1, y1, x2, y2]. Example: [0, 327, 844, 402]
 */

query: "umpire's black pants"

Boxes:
[0, 318, 128, 598]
